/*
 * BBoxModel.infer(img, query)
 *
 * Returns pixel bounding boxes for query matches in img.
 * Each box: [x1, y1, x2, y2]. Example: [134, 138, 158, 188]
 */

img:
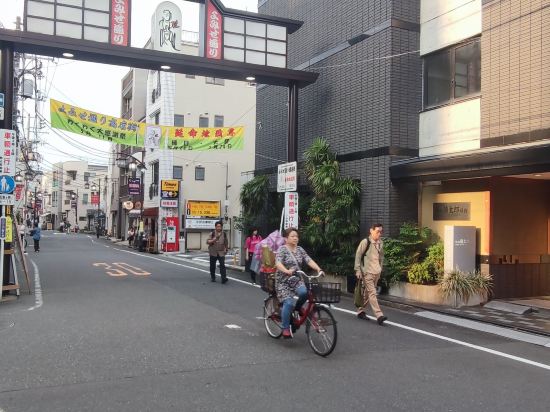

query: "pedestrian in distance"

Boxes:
[275, 227, 323, 339]
[245, 227, 262, 284]
[354, 223, 387, 325]
[31, 223, 41, 252]
[206, 221, 229, 283]
[19, 221, 27, 254]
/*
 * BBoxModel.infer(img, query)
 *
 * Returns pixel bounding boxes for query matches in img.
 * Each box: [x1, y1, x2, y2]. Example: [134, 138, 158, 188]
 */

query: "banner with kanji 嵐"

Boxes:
[50, 99, 244, 151]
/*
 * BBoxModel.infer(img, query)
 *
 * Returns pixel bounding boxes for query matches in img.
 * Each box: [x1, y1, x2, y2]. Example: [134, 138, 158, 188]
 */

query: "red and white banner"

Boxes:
[111, 0, 130, 46]
[91, 193, 100, 205]
[205, 0, 222, 59]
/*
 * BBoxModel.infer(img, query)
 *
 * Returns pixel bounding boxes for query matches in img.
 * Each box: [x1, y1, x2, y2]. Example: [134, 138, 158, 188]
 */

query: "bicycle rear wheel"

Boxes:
[306, 305, 337, 356]
[264, 296, 282, 338]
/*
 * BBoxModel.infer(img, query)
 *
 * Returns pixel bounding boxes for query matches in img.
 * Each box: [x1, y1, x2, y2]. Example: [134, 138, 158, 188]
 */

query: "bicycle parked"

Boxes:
[261, 270, 340, 357]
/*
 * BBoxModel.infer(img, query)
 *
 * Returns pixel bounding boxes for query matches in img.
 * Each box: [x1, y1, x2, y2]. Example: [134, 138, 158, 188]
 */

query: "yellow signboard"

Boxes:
[186, 200, 221, 218]
[5, 216, 12, 243]
[161, 180, 179, 191]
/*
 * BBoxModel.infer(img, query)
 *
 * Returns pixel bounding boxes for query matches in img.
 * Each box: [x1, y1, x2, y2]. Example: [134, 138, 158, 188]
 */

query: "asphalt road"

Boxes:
[0, 232, 549, 412]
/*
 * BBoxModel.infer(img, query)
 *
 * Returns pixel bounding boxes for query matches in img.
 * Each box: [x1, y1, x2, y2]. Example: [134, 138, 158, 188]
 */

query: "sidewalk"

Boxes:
[378, 294, 550, 337]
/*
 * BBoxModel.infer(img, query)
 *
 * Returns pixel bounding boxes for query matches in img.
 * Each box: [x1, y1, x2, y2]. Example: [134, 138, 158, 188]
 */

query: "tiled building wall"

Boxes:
[257, 0, 421, 235]
[481, 0, 550, 145]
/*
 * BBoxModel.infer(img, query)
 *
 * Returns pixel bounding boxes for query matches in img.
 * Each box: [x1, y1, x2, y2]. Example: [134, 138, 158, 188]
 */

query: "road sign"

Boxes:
[0, 194, 15, 205]
[0, 130, 16, 175]
[0, 175, 15, 194]
[277, 161, 297, 192]
[284, 192, 299, 229]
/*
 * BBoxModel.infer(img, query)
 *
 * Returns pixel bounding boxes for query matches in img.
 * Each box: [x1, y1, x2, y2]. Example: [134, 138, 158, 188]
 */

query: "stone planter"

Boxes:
[388, 281, 486, 307]
[322, 273, 348, 292]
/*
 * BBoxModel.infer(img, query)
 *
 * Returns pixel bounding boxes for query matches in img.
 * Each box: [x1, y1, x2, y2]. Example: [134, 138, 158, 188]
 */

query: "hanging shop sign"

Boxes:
[128, 178, 141, 195]
[0, 129, 17, 176]
[123, 201, 134, 210]
[161, 180, 179, 199]
[160, 199, 178, 208]
[205, 0, 222, 59]
[186, 200, 221, 218]
[50, 99, 244, 151]
[91, 193, 100, 205]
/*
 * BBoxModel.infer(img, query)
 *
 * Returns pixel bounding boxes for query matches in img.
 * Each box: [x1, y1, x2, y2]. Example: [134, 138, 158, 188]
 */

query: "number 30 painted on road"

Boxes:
[93, 262, 151, 277]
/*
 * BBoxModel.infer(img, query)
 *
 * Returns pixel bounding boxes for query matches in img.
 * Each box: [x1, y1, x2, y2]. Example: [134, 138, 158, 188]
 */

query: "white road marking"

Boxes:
[27, 259, 43, 311]
[332, 306, 550, 371]
[108, 245, 550, 372]
[416, 311, 550, 347]
[224, 324, 242, 329]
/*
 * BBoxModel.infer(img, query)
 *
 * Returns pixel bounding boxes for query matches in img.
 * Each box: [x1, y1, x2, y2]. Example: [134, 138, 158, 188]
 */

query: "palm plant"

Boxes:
[301, 138, 361, 275]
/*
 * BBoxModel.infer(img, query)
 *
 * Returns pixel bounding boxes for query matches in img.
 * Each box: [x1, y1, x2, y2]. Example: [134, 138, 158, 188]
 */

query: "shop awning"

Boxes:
[142, 208, 158, 217]
[390, 143, 550, 182]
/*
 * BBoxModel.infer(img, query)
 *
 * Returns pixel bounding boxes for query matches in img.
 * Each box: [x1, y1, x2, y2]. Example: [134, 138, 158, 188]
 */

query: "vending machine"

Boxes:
[162, 216, 180, 252]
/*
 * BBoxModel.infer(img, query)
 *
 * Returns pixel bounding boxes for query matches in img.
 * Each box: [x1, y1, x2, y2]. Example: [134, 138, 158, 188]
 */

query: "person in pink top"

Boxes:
[245, 227, 263, 284]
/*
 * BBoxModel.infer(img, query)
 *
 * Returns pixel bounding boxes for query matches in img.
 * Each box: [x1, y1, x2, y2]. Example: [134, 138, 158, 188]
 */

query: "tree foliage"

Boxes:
[301, 138, 361, 275]
[236, 175, 270, 234]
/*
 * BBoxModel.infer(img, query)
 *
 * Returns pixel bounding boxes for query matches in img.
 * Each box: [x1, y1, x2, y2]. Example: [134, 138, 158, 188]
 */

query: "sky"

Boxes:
[1, 0, 258, 170]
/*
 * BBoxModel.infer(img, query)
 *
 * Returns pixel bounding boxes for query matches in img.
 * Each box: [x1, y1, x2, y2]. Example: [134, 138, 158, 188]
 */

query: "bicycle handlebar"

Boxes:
[295, 270, 325, 280]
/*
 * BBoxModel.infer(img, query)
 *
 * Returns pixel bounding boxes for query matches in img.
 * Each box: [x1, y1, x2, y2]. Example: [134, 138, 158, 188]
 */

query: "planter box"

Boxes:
[388, 281, 486, 307]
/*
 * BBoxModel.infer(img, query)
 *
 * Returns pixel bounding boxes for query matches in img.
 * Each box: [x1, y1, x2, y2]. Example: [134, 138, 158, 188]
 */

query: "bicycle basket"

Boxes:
[259, 271, 276, 293]
[310, 282, 341, 303]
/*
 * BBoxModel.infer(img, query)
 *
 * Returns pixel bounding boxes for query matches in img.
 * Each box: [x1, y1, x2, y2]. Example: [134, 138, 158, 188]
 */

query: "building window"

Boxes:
[174, 114, 185, 126]
[152, 161, 159, 186]
[84, 172, 90, 182]
[205, 77, 225, 86]
[67, 170, 77, 180]
[199, 116, 209, 127]
[195, 166, 205, 181]
[424, 38, 480, 108]
[65, 191, 73, 200]
[173, 166, 183, 180]
[82, 193, 88, 204]
[214, 115, 224, 127]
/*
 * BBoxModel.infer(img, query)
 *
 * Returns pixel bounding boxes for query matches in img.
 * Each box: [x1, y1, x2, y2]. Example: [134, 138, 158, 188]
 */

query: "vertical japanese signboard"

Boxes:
[205, 0, 223, 59]
[91, 193, 100, 205]
[111, 0, 131, 46]
[284, 192, 298, 229]
[0, 129, 17, 176]
[277, 161, 297, 192]
[128, 178, 141, 195]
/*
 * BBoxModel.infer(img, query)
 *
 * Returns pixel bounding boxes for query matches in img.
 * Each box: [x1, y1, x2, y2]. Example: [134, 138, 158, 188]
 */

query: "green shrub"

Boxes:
[438, 270, 493, 306]
[407, 262, 431, 284]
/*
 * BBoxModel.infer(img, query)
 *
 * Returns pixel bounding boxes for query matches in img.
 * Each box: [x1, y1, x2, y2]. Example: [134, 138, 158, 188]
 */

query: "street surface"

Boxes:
[0, 232, 549, 411]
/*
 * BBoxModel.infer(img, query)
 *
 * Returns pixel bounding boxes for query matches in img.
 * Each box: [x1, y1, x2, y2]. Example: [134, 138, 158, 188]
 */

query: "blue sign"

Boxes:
[0, 175, 15, 194]
[0, 93, 4, 108]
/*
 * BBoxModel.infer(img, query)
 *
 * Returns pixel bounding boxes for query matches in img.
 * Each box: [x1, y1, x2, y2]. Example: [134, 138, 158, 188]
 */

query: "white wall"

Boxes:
[420, 0, 481, 55]
[419, 98, 481, 157]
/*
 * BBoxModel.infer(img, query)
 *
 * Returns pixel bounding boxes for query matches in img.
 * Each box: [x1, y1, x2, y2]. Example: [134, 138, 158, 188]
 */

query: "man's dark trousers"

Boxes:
[209, 254, 227, 281]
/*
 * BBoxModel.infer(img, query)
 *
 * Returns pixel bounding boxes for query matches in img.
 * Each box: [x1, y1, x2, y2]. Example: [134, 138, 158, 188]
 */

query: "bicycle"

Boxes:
[262, 270, 340, 357]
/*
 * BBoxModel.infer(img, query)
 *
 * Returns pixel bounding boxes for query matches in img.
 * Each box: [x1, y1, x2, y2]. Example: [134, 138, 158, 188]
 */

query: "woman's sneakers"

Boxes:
[282, 328, 293, 339]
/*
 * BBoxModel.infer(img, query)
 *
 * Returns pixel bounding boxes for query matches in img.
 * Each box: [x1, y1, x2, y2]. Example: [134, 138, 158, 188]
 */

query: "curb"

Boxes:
[378, 296, 550, 338]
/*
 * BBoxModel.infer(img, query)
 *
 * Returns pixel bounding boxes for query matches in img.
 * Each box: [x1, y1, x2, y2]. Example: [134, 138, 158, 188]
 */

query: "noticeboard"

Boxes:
[186, 200, 221, 218]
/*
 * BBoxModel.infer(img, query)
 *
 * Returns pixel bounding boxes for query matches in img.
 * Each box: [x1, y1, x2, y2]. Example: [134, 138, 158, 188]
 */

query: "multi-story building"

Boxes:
[255, 0, 422, 235]
[51, 161, 108, 231]
[391, 0, 550, 299]
[108, 68, 147, 240]
[139, 34, 256, 252]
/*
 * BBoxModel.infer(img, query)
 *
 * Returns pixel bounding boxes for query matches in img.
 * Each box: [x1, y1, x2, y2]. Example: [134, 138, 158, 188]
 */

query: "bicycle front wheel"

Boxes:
[306, 305, 337, 357]
[264, 296, 282, 338]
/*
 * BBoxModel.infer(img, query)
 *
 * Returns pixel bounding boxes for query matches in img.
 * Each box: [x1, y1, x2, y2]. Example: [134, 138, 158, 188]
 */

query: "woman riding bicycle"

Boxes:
[275, 227, 323, 339]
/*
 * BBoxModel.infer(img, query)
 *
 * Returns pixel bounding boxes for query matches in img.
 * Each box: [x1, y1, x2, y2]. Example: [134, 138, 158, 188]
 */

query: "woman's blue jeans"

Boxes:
[281, 285, 307, 329]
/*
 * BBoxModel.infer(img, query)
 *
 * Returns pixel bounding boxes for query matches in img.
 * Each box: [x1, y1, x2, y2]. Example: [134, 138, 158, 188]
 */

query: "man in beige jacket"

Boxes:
[354, 223, 387, 325]
[207, 221, 229, 283]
